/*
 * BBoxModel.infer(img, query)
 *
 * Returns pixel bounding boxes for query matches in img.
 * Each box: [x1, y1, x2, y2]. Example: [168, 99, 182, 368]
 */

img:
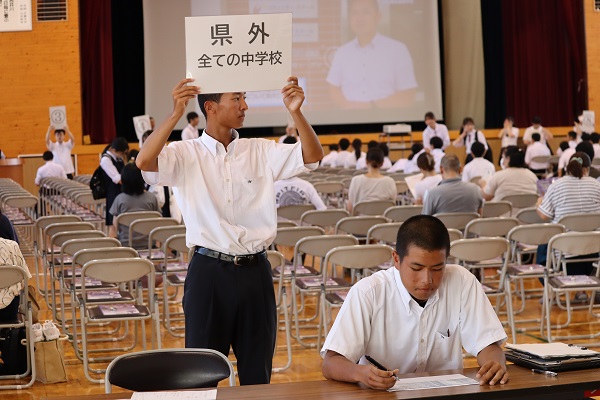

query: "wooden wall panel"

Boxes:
[585, 2, 600, 114]
[0, 0, 82, 159]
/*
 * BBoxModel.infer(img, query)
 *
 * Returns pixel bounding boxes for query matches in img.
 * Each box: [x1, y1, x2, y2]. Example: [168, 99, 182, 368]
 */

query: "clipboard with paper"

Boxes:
[505, 342, 600, 372]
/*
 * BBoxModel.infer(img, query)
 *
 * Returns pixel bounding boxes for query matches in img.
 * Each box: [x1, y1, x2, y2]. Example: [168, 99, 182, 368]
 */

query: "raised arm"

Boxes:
[322, 350, 397, 390]
[136, 79, 201, 172]
[65, 125, 76, 147]
[282, 77, 323, 164]
[475, 343, 508, 386]
[452, 131, 467, 148]
[45, 125, 54, 149]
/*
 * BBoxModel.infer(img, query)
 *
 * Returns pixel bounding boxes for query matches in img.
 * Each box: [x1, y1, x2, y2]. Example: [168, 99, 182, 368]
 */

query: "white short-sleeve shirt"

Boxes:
[462, 157, 496, 183]
[181, 124, 199, 141]
[321, 265, 507, 374]
[500, 127, 519, 148]
[423, 124, 450, 150]
[274, 177, 327, 211]
[142, 130, 316, 255]
[48, 140, 74, 174]
[327, 34, 417, 102]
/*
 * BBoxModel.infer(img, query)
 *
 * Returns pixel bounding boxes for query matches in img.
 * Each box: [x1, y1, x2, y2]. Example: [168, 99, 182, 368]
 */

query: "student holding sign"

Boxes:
[45, 125, 76, 179]
[136, 77, 323, 385]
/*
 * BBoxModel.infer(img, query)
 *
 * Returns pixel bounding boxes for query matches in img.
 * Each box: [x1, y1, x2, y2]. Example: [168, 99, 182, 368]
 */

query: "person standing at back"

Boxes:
[181, 112, 200, 140]
[136, 76, 323, 385]
[101, 137, 129, 238]
[45, 125, 76, 179]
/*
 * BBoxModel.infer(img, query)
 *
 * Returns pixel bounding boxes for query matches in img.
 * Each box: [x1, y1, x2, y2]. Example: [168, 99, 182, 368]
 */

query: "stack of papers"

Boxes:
[388, 374, 478, 392]
[505, 342, 600, 358]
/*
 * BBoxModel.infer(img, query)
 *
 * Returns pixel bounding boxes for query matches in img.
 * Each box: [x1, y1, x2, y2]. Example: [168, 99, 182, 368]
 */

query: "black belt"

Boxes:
[195, 247, 267, 266]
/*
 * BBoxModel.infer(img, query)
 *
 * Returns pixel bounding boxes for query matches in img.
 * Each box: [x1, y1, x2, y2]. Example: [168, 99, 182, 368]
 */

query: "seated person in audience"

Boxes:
[591, 132, 600, 159]
[355, 140, 378, 170]
[556, 141, 573, 175]
[567, 130, 580, 149]
[275, 137, 327, 211]
[321, 215, 508, 390]
[0, 207, 18, 243]
[395, 143, 424, 174]
[333, 138, 354, 168]
[347, 148, 396, 214]
[422, 154, 483, 216]
[452, 117, 489, 164]
[523, 115, 553, 146]
[461, 142, 495, 183]
[525, 133, 550, 175]
[0, 238, 31, 323]
[536, 152, 600, 297]
[378, 143, 392, 170]
[109, 163, 161, 249]
[429, 136, 445, 173]
[320, 144, 339, 167]
[575, 141, 600, 179]
[35, 151, 67, 186]
[344, 139, 365, 169]
[480, 151, 538, 202]
[414, 152, 442, 205]
[278, 122, 298, 144]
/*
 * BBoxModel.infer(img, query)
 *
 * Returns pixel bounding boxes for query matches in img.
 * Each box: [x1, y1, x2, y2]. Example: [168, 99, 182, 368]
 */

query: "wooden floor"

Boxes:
[3, 254, 600, 399]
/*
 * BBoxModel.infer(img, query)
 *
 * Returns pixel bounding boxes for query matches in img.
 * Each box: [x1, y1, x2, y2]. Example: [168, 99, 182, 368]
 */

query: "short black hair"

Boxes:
[581, 132, 591, 142]
[568, 131, 577, 140]
[531, 115, 542, 125]
[396, 215, 450, 262]
[591, 132, 600, 144]
[141, 130, 152, 143]
[505, 116, 514, 124]
[424, 111, 435, 120]
[111, 137, 130, 153]
[42, 151, 54, 161]
[559, 141, 570, 152]
[471, 141, 486, 158]
[462, 117, 474, 126]
[503, 145, 520, 158]
[367, 140, 379, 149]
[508, 151, 526, 168]
[283, 136, 297, 144]
[378, 142, 389, 157]
[328, 144, 339, 151]
[430, 136, 443, 149]
[575, 141, 594, 162]
[187, 111, 199, 123]
[197, 93, 224, 119]
[120, 163, 146, 196]
[54, 129, 65, 135]
[339, 138, 350, 150]
[531, 133, 541, 142]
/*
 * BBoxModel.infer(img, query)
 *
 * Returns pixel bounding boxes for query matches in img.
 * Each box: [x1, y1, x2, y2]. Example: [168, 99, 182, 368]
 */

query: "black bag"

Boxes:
[90, 165, 107, 200]
[0, 327, 27, 375]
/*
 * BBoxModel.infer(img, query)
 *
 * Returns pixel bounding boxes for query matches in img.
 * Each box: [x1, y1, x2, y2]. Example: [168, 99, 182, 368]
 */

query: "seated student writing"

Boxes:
[321, 215, 508, 390]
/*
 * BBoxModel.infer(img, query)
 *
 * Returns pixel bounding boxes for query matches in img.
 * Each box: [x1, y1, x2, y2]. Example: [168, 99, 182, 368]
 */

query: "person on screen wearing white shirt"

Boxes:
[278, 122, 298, 144]
[321, 215, 508, 390]
[35, 151, 67, 185]
[45, 125, 76, 179]
[181, 111, 200, 140]
[429, 136, 445, 173]
[523, 116, 553, 146]
[525, 133, 550, 174]
[321, 144, 339, 167]
[413, 153, 442, 205]
[422, 112, 450, 150]
[461, 142, 496, 183]
[333, 138, 354, 168]
[136, 76, 323, 385]
[453, 117, 489, 165]
[326, 0, 417, 109]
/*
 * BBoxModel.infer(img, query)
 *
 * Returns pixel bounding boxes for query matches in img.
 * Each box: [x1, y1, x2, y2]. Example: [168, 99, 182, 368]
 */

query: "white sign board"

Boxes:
[133, 115, 152, 141]
[185, 13, 292, 94]
[581, 110, 595, 134]
[0, 0, 32, 32]
[49, 106, 67, 129]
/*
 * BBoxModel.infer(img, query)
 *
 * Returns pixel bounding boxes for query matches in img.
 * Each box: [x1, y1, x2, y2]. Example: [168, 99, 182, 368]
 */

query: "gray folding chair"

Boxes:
[352, 200, 396, 216]
[482, 201, 512, 218]
[384, 205, 423, 222]
[515, 207, 544, 224]
[557, 213, 600, 232]
[434, 212, 480, 231]
[266, 250, 292, 372]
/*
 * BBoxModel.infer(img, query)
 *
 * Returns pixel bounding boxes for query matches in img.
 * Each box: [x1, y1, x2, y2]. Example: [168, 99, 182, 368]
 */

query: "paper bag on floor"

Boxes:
[34, 338, 67, 383]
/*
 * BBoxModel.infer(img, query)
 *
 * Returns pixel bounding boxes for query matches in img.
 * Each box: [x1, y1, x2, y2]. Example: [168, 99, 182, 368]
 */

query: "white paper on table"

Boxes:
[131, 389, 217, 399]
[49, 106, 67, 129]
[388, 374, 478, 392]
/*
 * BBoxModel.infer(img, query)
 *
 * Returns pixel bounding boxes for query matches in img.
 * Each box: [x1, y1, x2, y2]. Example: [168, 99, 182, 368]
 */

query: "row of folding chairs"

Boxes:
[0, 178, 38, 255]
[38, 177, 104, 227]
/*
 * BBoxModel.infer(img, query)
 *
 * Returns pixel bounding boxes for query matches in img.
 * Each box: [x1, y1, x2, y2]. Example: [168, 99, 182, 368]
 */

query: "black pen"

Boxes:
[532, 368, 558, 377]
[365, 355, 399, 380]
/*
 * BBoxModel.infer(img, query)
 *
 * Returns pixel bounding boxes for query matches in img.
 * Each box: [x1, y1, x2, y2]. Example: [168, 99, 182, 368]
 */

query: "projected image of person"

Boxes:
[327, 0, 417, 109]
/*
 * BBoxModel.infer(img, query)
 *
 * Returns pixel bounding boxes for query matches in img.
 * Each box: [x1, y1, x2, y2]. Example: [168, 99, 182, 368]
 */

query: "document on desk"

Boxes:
[130, 389, 217, 399]
[388, 374, 479, 391]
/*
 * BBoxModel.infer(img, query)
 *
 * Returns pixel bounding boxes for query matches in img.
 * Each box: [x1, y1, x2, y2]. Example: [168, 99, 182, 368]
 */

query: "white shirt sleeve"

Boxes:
[267, 141, 317, 181]
[307, 184, 327, 211]
[100, 155, 121, 184]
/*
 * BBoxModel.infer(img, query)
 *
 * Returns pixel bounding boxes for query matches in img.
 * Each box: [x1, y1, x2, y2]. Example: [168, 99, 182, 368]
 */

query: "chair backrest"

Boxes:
[352, 200, 396, 216]
[515, 207, 544, 224]
[501, 193, 539, 209]
[3, 195, 38, 209]
[0, 264, 29, 290]
[300, 209, 350, 228]
[62, 237, 121, 257]
[105, 348, 236, 392]
[129, 217, 180, 247]
[149, 225, 187, 246]
[273, 226, 325, 247]
[433, 212, 480, 230]
[51, 230, 106, 249]
[384, 205, 423, 222]
[335, 216, 389, 236]
[548, 231, 600, 258]
[481, 201, 512, 218]
[83, 257, 154, 284]
[450, 237, 510, 263]
[44, 222, 96, 242]
[35, 215, 82, 231]
[113, 211, 162, 228]
[164, 233, 189, 254]
[323, 244, 395, 272]
[464, 217, 519, 238]
[277, 204, 316, 221]
[395, 181, 409, 194]
[294, 234, 359, 260]
[72, 247, 140, 267]
[447, 228, 463, 243]
[366, 222, 403, 244]
[507, 223, 566, 246]
[277, 220, 297, 228]
[313, 181, 344, 194]
[267, 250, 285, 270]
[557, 213, 600, 232]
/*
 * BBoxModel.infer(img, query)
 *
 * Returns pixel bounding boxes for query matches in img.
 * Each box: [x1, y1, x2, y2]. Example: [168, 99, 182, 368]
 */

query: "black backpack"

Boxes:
[90, 154, 118, 200]
[0, 327, 27, 375]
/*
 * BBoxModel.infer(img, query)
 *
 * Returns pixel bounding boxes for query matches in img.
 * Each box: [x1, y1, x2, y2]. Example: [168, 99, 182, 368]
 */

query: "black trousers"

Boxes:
[183, 253, 277, 385]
